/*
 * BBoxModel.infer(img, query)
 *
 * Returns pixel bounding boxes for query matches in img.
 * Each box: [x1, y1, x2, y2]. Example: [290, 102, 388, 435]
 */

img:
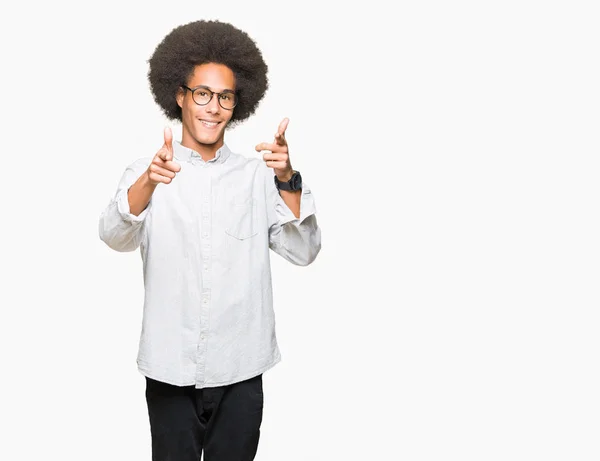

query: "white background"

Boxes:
[1, 0, 599, 460]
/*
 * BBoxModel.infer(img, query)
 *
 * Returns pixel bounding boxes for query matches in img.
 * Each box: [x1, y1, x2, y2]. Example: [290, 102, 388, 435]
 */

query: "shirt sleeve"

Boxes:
[264, 164, 322, 266]
[98, 157, 153, 252]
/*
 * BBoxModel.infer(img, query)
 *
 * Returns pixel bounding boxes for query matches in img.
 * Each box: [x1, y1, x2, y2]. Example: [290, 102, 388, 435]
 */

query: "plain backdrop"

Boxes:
[1, 1, 599, 460]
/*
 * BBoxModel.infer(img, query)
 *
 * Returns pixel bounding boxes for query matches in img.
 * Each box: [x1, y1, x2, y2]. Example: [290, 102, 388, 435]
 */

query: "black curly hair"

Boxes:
[148, 20, 269, 126]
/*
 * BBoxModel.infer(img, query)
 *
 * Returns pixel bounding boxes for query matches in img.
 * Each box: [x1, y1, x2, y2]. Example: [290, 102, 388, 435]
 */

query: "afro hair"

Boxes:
[148, 20, 269, 126]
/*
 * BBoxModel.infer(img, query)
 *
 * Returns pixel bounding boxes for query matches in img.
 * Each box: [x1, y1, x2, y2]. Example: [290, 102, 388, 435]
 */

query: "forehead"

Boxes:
[187, 63, 236, 90]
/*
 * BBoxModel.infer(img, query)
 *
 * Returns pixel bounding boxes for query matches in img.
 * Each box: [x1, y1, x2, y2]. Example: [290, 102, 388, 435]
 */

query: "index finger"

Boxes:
[164, 127, 173, 148]
[163, 127, 173, 160]
[157, 147, 170, 162]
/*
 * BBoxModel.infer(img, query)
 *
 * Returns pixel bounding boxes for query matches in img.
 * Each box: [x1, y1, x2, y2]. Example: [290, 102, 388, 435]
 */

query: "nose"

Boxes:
[205, 94, 221, 114]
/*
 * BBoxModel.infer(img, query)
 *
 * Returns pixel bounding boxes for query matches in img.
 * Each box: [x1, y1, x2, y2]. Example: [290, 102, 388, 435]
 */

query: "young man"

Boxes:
[98, 20, 321, 461]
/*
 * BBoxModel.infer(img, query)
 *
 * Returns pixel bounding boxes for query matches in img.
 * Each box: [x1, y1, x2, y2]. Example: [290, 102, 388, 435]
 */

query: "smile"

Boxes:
[199, 119, 220, 128]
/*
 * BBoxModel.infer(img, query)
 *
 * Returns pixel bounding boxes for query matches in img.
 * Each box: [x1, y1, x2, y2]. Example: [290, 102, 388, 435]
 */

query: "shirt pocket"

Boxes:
[225, 197, 258, 240]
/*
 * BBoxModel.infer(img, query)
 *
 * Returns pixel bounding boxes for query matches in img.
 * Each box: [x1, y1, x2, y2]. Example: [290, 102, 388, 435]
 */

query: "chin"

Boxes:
[194, 131, 221, 146]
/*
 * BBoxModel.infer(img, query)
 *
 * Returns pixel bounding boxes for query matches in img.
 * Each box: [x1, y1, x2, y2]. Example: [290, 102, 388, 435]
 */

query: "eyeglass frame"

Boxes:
[181, 85, 238, 110]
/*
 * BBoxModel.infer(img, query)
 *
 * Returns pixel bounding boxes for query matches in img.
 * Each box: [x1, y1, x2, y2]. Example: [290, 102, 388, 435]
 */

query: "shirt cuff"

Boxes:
[116, 187, 151, 222]
[274, 183, 317, 226]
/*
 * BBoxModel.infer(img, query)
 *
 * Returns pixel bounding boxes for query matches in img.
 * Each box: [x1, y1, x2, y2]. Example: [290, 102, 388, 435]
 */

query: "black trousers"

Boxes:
[145, 374, 264, 461]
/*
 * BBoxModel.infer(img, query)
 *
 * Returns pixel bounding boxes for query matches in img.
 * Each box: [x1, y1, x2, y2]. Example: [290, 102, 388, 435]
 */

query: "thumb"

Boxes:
[278, 117, 289, 135]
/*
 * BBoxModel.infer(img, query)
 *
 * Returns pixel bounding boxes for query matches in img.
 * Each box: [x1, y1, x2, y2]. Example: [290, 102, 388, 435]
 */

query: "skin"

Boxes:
[128, 62, 301, 218]
[255, 117, 302, 217]
[176, 63, 236, 160]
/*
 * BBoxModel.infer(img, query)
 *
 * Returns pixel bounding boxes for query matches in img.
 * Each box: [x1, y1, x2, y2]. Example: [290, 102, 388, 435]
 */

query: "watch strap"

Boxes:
[274, 171, 301, 191]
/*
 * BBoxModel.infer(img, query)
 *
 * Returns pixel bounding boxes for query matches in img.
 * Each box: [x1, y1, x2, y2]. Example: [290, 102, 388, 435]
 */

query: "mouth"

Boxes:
[198, 119, 221, 129]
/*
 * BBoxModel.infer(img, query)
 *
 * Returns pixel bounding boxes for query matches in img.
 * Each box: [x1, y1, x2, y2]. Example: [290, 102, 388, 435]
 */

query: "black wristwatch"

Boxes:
[274, 171, 302, 192]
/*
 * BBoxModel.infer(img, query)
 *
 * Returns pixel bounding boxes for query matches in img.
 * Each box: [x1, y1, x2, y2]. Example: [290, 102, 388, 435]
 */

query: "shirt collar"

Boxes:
[173, 140, 231, 165]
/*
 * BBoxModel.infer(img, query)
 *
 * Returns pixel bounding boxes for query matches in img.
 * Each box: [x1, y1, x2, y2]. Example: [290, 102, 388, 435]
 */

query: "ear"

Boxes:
[176, 88, 185, 109]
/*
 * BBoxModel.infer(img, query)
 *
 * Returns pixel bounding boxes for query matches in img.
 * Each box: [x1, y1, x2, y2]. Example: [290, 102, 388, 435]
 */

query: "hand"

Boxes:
[146, 127, 181, 186]
[255, 118, 293, 182]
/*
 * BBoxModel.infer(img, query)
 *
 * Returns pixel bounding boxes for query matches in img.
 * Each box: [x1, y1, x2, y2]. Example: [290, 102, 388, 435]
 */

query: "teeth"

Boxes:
[201, 120, 218, 127]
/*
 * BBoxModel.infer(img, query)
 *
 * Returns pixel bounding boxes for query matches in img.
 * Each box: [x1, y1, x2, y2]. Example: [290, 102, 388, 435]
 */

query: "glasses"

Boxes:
[182, 85, 237, 110]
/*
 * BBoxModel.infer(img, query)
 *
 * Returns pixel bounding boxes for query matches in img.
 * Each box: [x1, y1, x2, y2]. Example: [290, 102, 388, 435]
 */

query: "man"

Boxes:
[98, 20, 321, 461]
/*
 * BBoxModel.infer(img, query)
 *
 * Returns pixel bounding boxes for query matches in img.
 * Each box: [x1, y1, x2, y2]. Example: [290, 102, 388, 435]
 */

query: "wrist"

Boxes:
[274, 170, 302, 192]
[276, 170, 294, 182]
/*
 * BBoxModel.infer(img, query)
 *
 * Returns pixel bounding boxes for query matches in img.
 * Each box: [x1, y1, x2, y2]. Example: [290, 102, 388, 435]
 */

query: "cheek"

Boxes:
[184, 107, 197, 127]
[223, 111, 234, 125]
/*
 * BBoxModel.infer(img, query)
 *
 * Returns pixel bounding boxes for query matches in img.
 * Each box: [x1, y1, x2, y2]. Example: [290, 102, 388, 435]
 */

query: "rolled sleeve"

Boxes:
[116, 186, 152, 222]
[99, 157, 152, 252]
[265, 165, 322, 266]
[274, 183, 317, 226]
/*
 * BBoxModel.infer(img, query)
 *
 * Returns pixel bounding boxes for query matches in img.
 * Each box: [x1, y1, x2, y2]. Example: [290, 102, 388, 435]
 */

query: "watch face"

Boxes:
[275, 172, 302, 191]
[291, 172, 302, 189]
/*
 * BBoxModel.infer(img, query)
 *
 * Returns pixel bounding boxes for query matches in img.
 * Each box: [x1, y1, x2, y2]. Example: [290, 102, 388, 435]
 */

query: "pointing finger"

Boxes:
[154, 153, 181, 171]
[157, 147, 169, 162]
[149, 163, 177, 179]
[255, 142, 272, 152]
[162, 159, 181, 173]
[164, 127, 173, 147]
[163, 127, 173, 160]
[255, 142, 286, 152]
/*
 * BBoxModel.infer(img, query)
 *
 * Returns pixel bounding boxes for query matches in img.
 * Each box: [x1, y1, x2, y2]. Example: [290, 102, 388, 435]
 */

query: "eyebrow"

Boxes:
[189, 84, 235, 93]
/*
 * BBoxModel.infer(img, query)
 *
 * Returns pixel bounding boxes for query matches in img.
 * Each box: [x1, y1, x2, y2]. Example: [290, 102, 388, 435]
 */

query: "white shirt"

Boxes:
[99, 141, 321, 388]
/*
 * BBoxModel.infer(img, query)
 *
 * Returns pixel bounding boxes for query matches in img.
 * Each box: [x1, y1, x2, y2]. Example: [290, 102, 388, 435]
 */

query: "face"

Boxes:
[177, 63, 236, 155]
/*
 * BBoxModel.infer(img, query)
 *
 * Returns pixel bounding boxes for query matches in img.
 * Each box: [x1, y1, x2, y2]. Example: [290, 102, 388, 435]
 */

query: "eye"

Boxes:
[220, 94, 232, 100]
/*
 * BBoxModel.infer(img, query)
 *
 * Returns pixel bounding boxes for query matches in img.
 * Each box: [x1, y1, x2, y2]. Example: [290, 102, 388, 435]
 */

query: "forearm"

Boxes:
[278, 189, 301, 218]
[128, 172, 157, 216]
[99, 184, 150, 252]
[268, 178, 321, 265]
[98, 158, 155, 252]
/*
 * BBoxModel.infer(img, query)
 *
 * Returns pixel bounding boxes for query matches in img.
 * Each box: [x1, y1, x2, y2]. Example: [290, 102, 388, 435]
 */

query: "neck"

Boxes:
[181, 132, 224, 162]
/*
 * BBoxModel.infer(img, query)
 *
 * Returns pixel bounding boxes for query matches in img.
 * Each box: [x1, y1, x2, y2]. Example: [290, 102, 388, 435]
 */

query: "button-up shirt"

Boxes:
[99, 141, 321, 388]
